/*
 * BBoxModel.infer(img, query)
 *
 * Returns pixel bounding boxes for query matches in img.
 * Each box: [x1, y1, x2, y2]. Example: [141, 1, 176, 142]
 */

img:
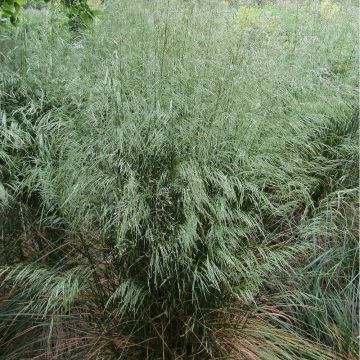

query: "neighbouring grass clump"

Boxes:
[0, 1, 358, 359]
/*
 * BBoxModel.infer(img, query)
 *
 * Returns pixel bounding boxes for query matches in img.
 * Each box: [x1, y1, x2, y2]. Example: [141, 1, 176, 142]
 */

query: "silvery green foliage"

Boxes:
[0, 1, 358, 358]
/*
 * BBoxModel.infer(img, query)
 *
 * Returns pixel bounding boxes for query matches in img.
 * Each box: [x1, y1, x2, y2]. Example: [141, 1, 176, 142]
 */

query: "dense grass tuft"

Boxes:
[0, 1, 358, 358]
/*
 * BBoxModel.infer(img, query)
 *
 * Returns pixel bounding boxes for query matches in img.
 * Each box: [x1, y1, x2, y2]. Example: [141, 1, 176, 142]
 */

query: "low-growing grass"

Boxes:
[0, 0, 358, 359]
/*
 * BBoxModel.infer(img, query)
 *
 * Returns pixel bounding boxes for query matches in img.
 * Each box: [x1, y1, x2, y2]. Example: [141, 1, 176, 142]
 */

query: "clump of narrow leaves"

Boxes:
[0, 0, 358, 359]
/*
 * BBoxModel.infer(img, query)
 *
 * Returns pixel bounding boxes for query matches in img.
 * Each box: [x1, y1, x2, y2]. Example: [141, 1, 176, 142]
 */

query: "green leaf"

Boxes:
[10, 14, 17, 25]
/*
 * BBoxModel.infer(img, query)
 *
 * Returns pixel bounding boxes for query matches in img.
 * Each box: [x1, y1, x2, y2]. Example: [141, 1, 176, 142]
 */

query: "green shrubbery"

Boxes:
[0, 1, 358, 359]
[1, 0, 96, 30]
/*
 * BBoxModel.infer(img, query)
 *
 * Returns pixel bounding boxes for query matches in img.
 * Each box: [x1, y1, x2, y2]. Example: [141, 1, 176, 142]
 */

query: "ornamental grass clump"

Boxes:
[0, 0, 358, 358]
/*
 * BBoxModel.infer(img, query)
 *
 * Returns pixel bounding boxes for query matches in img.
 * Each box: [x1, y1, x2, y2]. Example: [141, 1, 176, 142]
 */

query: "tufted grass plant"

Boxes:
[0, 0, 358, 358]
